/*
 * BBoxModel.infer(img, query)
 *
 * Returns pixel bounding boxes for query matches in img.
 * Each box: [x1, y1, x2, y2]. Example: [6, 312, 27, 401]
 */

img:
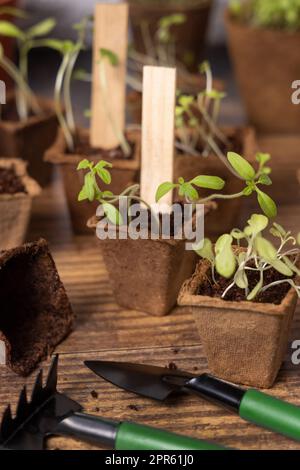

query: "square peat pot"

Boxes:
[0, 158, 40, 251]
[45, 128, 141, 234]
[88, 205, 214, 316]
[178, 260, 299, 388]
[0, 239, 74, 376]
[174, 126, 257, 238]
[0, 94, 58, 186]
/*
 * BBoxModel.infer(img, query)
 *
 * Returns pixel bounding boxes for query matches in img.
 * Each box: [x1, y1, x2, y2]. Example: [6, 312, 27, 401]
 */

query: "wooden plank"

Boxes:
[141, 66, 176, 206]
[90, 3, 128, 149]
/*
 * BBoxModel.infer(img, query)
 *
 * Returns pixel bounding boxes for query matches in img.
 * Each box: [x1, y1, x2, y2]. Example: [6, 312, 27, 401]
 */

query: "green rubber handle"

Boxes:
[115, 422, 226, 450]
[240, 389, 300, 441]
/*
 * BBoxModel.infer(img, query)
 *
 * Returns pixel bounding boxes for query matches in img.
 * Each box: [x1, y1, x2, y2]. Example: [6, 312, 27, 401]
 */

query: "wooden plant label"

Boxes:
[90, 3, 128, 149]
[141, 66, 177, 207]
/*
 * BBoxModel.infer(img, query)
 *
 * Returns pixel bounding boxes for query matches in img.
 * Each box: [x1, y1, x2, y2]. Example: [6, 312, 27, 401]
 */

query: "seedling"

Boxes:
[0, 7, 56, 119]
[230, 0, 300, 31]
[157, 150, 277, 218]
[77, 158, 227, 226]
[41, 17, 90, 150]
[195, 213, 300, 301]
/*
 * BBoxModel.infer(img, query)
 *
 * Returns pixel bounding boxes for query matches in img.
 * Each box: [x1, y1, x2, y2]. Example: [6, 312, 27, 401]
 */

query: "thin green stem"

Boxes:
[197, 190, 245, 204]
[55, 53, 74, 150]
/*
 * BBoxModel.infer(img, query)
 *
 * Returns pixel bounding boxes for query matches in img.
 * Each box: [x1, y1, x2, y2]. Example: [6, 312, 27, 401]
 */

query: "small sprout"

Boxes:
[195, 214, 300, 301]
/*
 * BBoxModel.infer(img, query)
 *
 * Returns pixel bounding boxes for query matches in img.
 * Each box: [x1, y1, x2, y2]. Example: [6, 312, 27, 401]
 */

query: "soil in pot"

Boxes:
[0, 239, 74, 376]
[0, 94, 58, 186]
[0, 158, 40, 251]
[178, 259, 299, 388]
[88, 203, 214, 316]
[129, 0, 212, 72]
[225, 11, 300, 133]
[45, 128, 141, 234]
[175, 126, 257, 238]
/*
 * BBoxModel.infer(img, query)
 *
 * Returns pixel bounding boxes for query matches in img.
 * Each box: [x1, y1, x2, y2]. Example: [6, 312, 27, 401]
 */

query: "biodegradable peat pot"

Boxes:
[129, 0, 212, 72]
[175, 126, 257, 238]
[226, 11, 300, 133]
[88, 204, 214, 316]
[0, 93, 58, 186]
[178, 259, 299, 388]
[0, 239, 74, 376]
[98, 236, 196, 316]
[0, 158, 40, 251]
[45, 128, 141, 234]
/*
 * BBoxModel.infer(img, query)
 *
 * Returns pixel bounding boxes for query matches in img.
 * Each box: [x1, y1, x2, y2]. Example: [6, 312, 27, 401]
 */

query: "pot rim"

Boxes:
[0, 158, 41, 200]
[225, 8, 300, 37]
[44, 127, 141, 171]
[0, 92, 56, 131]
[178, 253, 300, 315]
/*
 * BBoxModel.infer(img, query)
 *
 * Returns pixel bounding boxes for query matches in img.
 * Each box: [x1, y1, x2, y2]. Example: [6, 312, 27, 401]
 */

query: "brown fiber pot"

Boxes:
[178, 259, 299, 388]
[45, 128, 141, 234]
[0, 94, 58, 186]
[88, 203, 214, 316]
[129, 0, 212, 72]
[0, 158, 40, 251]
[0, 0, 17, 88]
[226, 11, 300, 133]
[175, 126, 257, 238]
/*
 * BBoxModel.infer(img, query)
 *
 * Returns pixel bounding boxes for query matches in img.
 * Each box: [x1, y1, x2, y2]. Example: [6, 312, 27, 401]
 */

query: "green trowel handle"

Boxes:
[239, 389, 300, 441]
[115, 422, 226, 450]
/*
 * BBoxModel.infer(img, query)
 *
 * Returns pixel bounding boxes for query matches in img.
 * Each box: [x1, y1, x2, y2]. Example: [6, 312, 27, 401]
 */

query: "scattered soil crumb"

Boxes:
[168, 362, 178, 370]
[128, 404, 140, 412]
[90, 390, 98, 399]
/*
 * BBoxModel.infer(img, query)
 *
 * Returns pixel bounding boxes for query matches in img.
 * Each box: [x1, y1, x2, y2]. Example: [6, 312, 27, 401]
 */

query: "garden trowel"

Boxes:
[85, 360, 300, 442]
[0, 355, 226, 450]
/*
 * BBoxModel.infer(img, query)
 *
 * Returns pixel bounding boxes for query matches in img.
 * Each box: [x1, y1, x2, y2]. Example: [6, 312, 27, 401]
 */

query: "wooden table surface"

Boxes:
[0, 137, 299, 450]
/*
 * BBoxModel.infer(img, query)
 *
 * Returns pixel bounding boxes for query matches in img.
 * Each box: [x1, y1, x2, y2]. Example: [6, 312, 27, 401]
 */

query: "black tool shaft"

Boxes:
[56, 413, 118, 447]
[184, 374, 246, 412]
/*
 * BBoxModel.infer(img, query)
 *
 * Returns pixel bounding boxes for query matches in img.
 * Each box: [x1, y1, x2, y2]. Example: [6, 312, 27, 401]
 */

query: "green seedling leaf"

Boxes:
[78, 186, 88, 202]
[247, 276, 264, 301]
[282, 256, 300, 276]
[273, 222, 287, 237]
[227, 152, 256, 180]
[256, 152, 271, 166]
[155, 182, 177, 202]
[244, 213, 269, 236]
[193, 238, 214, 263]
[99, 48, 119, 66]
[268, 259, 294, 277]
[84, 172, 95, 201]
[242, 185, 254, 196]
[235, 268, 248, 289]
[72, 68, 91, 81]
[102, 202, 123, 225]
[77, 159, 91, 170]
[97, 168, 111, 185]
[178, 94, 194, 109]
[231, 229, 245, 240]
[0, 21, 25, 39]
[255, 236, 277, 260]
[262, 167, 272, 175]
[94, 160, 113, 170]
[258, 174, 272, 186]
[215, 234, 236, 279]
[205, 89, 227, 100]
[182, 183, 199, 201]
[199, 60, 210, 74]
[26, 18, 56, 38]
[190, 175, 225, 190]
[256, 188, 277, 218]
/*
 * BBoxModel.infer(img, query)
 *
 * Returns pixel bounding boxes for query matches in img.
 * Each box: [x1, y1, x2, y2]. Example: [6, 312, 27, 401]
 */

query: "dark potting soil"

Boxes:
[198, 266, 293, 305]
[71, 133, 135, 160]
[0, 167, 27, 195]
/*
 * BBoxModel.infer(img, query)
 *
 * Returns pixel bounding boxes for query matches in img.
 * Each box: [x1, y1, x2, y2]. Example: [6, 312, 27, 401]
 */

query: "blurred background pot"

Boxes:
[226, 10, 300, 134]
[0, 0, 17, 88]
[129, 0, 213, 72]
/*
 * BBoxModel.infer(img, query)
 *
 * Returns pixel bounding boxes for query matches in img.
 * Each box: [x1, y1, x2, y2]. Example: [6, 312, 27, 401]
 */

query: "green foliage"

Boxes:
[157, 13, 186, 43]
[195, 215, 300, 301]
[99, 48, 119, 66]
[230, 0, 300, 31]
[157, 150, 277, 218]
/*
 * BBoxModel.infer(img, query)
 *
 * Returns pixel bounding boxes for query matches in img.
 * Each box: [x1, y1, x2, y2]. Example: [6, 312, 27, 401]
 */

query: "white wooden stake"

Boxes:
[90, 2, 128, 149]
[141, 66, 176, 207]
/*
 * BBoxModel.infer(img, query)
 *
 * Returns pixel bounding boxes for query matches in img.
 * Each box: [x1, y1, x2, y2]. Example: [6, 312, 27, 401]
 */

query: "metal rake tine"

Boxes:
[31, 369, 43, 404]
[45, 354, 58, 393]
[0, 405, 13, 440]
[15, 386, 29, 422]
